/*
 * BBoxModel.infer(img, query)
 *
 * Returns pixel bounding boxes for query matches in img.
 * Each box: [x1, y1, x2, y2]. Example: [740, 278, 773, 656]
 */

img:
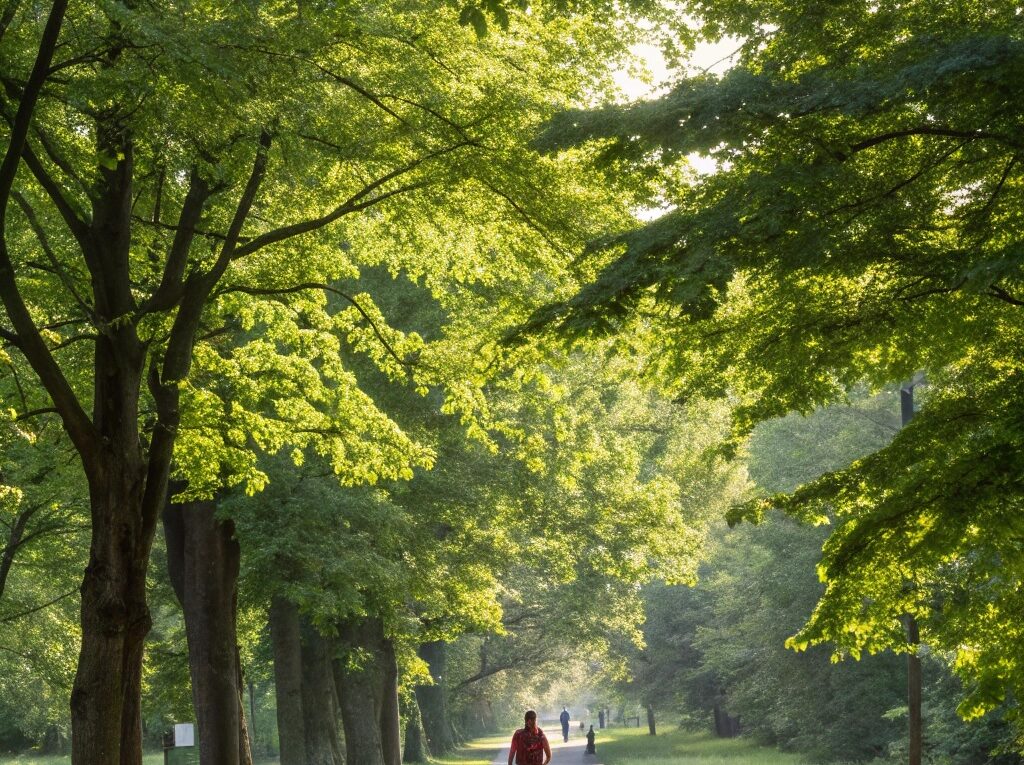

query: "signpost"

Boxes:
[163, 723, 199, 765]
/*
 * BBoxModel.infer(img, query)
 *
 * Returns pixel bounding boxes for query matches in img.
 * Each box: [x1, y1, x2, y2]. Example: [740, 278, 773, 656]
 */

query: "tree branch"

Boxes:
[987, 283, 1024, 307]
[0, 86, 93, 250]
[0, 0, 21, 46]
[15, 407, 59, 421]
[480, 180, 564, 255]
[137, 169, 212, 315]
[0, 588, 77, 623]
[140, 132, 274, 544]
[11, 191, 93, 318]
[844, 126, 1020, 157]
[216, 281, 418, 370]
[19, 141, 93, 251]
[231, 142, 471, 259]
[0, 0, 96, 462]
[31, 123, 91, 194]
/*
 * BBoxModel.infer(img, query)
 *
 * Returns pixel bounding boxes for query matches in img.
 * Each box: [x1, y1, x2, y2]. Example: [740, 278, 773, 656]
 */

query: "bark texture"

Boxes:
[270, 597, 310, 765]
[163, 496, 252, 765]
[379, 638, 402, 765]
[402, 696, 428, 763]
[334, 617, 390, 765]
[301, 621, 345, 765]
[415, 641, 456, 756]
[72, 456, 153, 765]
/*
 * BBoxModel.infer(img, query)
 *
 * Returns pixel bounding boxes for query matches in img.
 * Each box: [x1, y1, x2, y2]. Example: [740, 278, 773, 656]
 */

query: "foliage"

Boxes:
[0, 421, 85, 746]
[445, 353, 745, 733]
[528, 0, 1024, 729]
[618, 392, 1024, 762]
[0, 0, 653, 751]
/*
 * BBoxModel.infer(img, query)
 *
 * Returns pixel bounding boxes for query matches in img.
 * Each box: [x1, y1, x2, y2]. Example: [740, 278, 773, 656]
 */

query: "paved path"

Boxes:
[491, 735, 602, 765]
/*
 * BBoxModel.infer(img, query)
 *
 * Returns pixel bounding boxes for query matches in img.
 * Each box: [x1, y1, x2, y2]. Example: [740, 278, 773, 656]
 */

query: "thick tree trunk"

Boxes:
[163, 496, 251, 765]
[270, 597, 309, 765]
[415, 641, 456, 756]
[301, 622, 344, 765]
[380, 638, 402, 765]
[334, 618, 387, 765]
[646, 704, 656, 736]
[402, 696, 428, 763]
[71, 459, 152, 765]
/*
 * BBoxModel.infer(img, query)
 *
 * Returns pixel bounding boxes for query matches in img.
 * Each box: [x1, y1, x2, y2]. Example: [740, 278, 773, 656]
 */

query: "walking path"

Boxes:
[491, 735, 602, 765]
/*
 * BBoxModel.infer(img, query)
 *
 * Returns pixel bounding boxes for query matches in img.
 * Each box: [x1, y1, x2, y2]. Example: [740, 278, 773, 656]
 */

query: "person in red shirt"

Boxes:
[508, 710, 552, 765]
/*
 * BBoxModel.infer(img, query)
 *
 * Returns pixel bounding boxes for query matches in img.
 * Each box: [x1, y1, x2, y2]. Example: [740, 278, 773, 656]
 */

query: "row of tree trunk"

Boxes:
[164, 497, 458, 765]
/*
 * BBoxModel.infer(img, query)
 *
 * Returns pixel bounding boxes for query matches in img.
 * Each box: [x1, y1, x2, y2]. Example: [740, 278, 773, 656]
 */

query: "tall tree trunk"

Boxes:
[71, 456, 152, 765]
[334, 617, 387, 765]
[0, 6, 155, 763]
[646, 704, 656, 736]
[237, 649, 254, 765]
[270, 597, 309, 765]
[163, 496, 251, 765]
[402, 696, 428, 763]
[380, 637, 402, 765]
[901, 384, 923, 765]
[907, 615, 923, 765]
[713, 705, 740, 738]
[301, 622, 344, 765]
[415, 641, 456, 756]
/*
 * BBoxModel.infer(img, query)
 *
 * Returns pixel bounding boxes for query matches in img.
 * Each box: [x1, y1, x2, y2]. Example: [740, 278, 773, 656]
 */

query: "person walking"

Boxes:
[508, 710, 551, 765]
[559, 707, 571, 743]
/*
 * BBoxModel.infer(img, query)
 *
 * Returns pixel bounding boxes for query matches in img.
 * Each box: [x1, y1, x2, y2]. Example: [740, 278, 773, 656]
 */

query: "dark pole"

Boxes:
[901, 382, 923, 765]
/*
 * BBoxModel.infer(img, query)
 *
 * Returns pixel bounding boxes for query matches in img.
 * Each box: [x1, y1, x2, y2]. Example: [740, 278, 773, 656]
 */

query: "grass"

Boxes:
[0, 754, 282, 765]
[431, 733, 508, 765]
[0, 757, 164, 765]
[591, 726, 809, 765]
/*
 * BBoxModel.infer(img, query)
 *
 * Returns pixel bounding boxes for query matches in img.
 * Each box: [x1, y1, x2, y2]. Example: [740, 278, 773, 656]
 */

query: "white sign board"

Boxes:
[174, 723, 195, 747]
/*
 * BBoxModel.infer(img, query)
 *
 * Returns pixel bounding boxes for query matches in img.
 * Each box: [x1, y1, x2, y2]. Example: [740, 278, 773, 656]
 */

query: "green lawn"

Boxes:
[0, 757, 164, 765]
[432, 737, 507, 765]
[591, 726, 808, 765]
[0, 755, 282, 765]
[431, 733, 507, 765]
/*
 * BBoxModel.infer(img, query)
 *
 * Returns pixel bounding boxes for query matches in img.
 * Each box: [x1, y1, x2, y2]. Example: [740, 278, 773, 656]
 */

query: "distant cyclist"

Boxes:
[559, 707, 570, 743]
[508, 710, 551, 765]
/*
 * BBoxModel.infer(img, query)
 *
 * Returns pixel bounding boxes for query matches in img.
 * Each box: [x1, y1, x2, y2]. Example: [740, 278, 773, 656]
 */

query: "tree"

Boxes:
[440, 352, 745, 734]
[527, 0, 1024, 730]
[623, 393, 1021, 762]
[0, 1, 646, 761]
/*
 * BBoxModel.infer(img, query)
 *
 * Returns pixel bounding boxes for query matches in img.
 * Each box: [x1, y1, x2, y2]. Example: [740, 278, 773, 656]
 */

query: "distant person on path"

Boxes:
[560, 706, 570, 742]
[585, 725, 596, 755]
[509, 710, 551, 765]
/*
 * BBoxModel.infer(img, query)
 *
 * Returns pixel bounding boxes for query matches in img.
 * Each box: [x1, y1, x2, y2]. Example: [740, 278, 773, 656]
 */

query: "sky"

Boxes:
[611, 34, 741, 208]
